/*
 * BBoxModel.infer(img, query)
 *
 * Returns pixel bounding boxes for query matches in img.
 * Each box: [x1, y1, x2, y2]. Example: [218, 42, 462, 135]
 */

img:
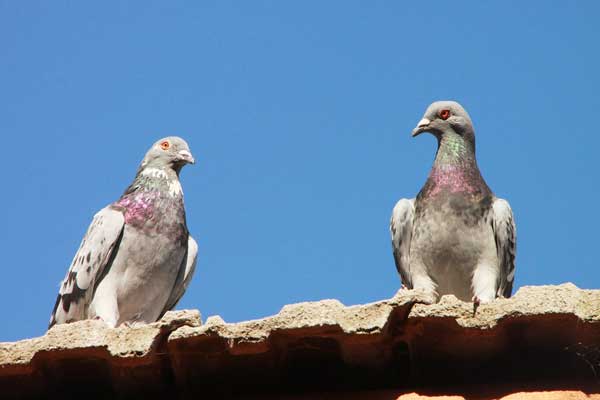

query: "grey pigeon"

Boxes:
[49, 137, 198, 328]
[390, 101, 516, 305]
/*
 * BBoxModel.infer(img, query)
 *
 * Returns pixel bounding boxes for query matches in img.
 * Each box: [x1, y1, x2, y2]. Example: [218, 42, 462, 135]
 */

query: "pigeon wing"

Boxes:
[491, 198, 516, 298]
[159, 235, 198, 317]
[390, 198, 415, 288]
[49, 206, 125, 328]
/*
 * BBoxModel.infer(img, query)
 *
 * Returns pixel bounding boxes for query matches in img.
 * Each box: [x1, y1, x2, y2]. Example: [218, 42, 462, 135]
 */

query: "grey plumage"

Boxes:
[49, 137, 198, 328]
[390, 101, 516, 303]
[160, 236, 198, 317]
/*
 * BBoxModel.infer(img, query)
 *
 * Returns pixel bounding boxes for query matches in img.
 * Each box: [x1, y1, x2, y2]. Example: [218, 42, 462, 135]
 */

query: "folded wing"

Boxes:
[49, 206, 125, 328]
[390, 198, 415, 288]
[491, 198, 516, 298]
[160, 236, 198, 317]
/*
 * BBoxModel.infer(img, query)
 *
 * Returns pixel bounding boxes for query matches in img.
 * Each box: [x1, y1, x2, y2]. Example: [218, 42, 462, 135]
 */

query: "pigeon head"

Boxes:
[411, 101, 475, 144]
[140, 136, 195, 173]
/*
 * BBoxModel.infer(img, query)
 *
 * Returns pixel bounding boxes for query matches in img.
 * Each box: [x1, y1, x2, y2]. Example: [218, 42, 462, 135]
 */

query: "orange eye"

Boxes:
[439, 109, 450, 120]
[160, 141, 170, 150]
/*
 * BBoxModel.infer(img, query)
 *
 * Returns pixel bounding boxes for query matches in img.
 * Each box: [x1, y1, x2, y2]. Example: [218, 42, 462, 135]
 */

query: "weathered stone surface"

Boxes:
[0, 284, 598, 399]
[409, 283, 600, 328]
[0, 309, 201, 367]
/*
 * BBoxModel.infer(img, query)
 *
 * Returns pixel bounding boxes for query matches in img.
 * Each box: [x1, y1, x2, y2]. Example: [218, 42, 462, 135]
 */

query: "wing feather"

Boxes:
[159, 235, 198, 317]
[491, 198, 517, 298]
[49, 206, 125, 328]
[390, 199, 415, 288]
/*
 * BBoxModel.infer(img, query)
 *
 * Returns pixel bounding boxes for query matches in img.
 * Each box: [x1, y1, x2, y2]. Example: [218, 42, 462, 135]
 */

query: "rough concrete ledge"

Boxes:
[0, 310, 201, 369]
[1, 283, 599, 399]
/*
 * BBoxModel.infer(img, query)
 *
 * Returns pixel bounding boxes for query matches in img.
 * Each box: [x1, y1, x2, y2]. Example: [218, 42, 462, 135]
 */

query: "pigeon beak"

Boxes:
[412, 118, 431, 137]
[177, 149, 195, 164]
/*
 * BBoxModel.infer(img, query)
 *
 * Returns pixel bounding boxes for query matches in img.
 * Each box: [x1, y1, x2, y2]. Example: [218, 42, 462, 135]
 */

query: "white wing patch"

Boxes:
[160, 235, 198, 317]
[49, 206, 125, 328]
[390, 198, 415, 288]
[491, 198, 517, 298]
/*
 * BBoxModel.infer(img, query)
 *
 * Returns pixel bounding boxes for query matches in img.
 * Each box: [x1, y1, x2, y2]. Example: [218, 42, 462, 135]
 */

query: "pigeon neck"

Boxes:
[123, 166, 183, 198]
[422, 133, 489, 197]
[433, 133, 476, 170]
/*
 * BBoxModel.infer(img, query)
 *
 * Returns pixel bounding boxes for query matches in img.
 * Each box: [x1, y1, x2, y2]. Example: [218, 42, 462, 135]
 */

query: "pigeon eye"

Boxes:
[160, 141, 170, 150]
[439, 109, 450, 120]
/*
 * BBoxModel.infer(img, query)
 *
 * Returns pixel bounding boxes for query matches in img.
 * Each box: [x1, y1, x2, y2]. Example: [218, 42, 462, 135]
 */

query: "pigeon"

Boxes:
[390, 101, 516, 306]
[49, 137, 198, 328]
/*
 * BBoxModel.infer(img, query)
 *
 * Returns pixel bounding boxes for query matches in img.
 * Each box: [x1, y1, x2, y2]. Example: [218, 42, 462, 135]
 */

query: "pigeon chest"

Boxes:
[106, 192, 189, 322]
[411, 193, 496, 273]
[115, 192, 188, 244]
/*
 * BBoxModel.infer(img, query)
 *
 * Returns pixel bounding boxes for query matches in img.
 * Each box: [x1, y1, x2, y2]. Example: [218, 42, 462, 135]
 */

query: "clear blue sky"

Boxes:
[1, 2, 598, 342]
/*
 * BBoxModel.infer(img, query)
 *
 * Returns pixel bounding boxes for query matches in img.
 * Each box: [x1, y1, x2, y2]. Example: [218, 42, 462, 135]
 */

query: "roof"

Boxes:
[1, 283, 599, 399]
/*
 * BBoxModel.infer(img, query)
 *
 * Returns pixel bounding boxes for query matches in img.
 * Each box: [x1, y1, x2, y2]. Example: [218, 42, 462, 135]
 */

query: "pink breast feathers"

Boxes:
[117, 193, 157, 225]
[427, 165, 480, 197]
